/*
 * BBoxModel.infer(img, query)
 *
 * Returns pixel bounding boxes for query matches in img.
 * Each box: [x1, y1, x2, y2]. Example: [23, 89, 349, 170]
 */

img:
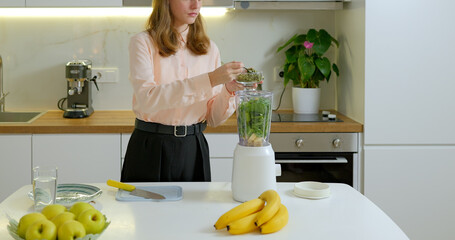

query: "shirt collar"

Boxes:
[178, 25, 189, 45]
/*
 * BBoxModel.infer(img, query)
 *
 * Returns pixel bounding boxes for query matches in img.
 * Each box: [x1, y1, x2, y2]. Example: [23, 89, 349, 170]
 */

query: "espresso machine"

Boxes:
[63, 60, 98, 118]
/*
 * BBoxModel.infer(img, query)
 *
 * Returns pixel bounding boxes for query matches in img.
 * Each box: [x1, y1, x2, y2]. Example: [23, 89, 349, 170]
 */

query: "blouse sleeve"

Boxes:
[204, 43, 237, 127]
[129, 33, 214, 114]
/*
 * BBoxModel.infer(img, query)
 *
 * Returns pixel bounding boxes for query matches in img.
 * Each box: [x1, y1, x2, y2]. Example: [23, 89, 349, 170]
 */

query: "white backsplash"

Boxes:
[0, 10, 336, 112]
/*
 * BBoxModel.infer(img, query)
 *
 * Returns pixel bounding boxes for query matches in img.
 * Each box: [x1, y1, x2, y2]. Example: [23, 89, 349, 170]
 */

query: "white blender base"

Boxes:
[231, 144, 277, 202]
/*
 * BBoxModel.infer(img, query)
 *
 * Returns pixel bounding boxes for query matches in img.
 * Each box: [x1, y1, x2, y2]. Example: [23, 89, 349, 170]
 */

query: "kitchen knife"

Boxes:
[106, 179, 166, 200]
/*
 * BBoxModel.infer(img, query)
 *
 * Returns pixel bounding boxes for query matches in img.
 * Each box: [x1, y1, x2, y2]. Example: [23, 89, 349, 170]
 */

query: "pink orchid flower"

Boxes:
[303, 41, 314, 49]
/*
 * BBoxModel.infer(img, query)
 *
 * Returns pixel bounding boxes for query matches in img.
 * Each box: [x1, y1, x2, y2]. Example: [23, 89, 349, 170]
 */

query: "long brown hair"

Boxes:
[146, 0, 210, 57]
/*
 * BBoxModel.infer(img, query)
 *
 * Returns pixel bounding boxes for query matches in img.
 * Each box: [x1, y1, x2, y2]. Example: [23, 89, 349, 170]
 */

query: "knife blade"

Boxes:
[107, 179, 166, 200]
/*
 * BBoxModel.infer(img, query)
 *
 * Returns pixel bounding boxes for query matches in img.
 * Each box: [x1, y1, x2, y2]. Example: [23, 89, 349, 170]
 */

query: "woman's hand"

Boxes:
[225, 80, 244, 94]
[208, 61, 244, 87]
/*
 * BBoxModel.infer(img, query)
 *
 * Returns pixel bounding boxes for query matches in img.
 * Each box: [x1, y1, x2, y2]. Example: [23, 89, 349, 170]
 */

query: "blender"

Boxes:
[231, 85, 277, 202]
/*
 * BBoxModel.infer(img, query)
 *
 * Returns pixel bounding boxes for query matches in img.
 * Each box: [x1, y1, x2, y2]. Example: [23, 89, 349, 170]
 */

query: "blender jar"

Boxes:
[235, 90, 273, 147]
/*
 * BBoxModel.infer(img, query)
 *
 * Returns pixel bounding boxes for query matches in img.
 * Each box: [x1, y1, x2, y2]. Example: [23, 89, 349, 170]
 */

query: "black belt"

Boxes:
[135, 119, 206, 137]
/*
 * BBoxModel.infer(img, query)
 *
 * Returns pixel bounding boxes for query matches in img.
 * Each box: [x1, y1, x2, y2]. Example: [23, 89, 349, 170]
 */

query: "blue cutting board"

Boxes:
[115, 185, 183, 202]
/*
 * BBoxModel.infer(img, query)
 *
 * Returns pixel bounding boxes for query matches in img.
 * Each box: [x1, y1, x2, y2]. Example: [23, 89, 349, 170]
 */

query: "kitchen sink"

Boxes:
[0, 111, 45, 123]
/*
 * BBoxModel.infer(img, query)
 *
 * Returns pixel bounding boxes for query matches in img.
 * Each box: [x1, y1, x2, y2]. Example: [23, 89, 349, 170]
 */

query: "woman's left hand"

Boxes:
[225, 80, 244, 94]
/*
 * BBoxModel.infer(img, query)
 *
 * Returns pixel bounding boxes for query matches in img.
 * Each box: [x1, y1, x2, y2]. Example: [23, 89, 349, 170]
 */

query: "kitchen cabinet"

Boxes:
[364, 147, 455, 240]
[0, 0, 25, 7]
[363, 1, 455, 240]
[32, 134, 121, 184]
[121, 133, 238, 181]
[0, 134, 31, 202]
[205, 133, 238, 182]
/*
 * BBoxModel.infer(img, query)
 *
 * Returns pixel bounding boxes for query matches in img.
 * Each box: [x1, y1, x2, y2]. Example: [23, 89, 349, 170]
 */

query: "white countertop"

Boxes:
[0, 182, 408, 240]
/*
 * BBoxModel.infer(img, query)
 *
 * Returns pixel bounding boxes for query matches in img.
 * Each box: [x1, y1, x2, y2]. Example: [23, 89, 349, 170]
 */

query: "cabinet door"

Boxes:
[209, 158, 233, 182]
[205, 133, 238, 158]
[0, 0, 25, 7]
[0, 134, 31, 202]
[365, 1, 455, 145]
[205, 133, 237, 182]
[364, 146, 455, 240]
[32, 134, 121, 183]
[26, 0, 122, 7]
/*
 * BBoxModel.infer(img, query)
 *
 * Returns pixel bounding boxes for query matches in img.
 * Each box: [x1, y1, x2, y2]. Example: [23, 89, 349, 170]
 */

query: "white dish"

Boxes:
[293, 191, 329, 199]
[28, 183, 102, 206]
[293, 181, 330, 199]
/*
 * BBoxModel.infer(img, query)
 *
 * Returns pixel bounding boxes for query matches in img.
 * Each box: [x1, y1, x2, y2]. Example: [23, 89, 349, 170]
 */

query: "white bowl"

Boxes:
[294, 181, 330, 199]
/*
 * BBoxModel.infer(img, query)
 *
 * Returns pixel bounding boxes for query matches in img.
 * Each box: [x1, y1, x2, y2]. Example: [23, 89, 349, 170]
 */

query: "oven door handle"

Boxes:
[275, 157, 348, 164]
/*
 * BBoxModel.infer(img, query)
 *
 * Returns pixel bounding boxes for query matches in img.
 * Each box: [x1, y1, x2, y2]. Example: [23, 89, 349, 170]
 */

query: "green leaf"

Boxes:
[283, 64, 290, 87]
[312, 29, 332, 56]
[332, 63, 339, 76]
[287, 63, 300, 87]
[306, 29, 317, 42]
[276, 33, 298, 53]
[285, 45, 298, 63]
[312, 69, 325, 87]
[315, 57, 331, 78]
[294, 34, 307, 45]
[298, 55, 315, 81]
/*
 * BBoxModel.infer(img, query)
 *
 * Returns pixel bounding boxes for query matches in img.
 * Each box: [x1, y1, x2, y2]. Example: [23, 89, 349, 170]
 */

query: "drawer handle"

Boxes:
[275, 157, 347, 164]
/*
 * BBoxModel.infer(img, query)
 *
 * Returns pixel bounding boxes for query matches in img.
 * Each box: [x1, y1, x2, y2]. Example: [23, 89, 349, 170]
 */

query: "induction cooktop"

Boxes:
[271, 112, 343, 122]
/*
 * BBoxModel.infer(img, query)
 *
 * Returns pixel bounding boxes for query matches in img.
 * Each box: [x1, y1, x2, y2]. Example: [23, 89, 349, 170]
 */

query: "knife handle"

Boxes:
[107, 179, 136, 191]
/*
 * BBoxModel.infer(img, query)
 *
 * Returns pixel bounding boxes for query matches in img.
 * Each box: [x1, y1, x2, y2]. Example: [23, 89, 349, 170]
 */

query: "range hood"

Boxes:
[123, 0, 234, 7]
[234, 0, 348, 10]
[123, 0, 348, 10]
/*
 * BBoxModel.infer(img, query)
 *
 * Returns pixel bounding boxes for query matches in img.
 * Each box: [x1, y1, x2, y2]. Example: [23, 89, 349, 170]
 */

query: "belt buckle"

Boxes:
[174, 125, 187, 137]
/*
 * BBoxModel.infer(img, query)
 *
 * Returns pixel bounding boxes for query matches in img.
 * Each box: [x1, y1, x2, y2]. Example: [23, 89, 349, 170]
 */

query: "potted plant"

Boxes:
[276, 29, 339, 114]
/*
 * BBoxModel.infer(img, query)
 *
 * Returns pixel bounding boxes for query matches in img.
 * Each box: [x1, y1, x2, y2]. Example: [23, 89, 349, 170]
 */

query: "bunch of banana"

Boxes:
[214, 189, 289, 235]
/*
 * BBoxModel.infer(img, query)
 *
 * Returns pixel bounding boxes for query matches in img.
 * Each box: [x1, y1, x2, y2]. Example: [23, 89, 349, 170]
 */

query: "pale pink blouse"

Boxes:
[128, 29, 235, 127]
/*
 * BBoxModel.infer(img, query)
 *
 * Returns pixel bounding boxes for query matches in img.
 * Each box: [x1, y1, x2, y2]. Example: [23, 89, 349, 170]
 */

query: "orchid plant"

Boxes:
[276, 29, 339, 88]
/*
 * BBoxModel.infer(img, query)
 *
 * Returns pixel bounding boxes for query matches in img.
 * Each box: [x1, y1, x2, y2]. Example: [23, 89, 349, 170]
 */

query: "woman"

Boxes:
[121, 0, 245, 182]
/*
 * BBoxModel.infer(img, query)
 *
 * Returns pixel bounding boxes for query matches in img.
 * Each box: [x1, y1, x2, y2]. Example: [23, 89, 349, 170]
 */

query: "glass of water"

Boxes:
[32, 166, 58, 211]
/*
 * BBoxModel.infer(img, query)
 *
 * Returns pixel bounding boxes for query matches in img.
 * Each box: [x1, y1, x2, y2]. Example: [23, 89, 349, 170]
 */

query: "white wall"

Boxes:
[335, 0, 365, 124]
[0, 9, 338, 112]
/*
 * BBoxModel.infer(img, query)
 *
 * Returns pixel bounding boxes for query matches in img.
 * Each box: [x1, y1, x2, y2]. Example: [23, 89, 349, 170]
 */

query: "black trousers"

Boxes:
[121, 129, 211, 182]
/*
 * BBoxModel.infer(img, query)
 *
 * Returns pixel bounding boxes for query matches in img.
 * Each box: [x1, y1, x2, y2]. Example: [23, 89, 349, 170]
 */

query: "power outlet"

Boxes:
[273, 66, 284, 82]
[92, 68, 118, 83]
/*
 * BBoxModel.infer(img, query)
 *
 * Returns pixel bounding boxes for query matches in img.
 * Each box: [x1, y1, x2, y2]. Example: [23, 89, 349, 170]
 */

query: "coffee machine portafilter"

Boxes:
[63, 60, 99, 118]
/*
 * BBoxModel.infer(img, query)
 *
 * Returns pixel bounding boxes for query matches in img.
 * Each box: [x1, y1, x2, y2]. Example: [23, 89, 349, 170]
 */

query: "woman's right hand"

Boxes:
[208, 61, 244, 87]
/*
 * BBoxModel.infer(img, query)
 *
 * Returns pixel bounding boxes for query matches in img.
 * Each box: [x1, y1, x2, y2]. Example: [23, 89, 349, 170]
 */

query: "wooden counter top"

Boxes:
[0, 110, 363, 134]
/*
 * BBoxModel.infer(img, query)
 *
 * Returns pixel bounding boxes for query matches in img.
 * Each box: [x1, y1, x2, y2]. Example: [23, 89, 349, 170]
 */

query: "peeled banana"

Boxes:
[214, 198, 265, 230]
[226, 212, 260, 235]
[255, 189, 281, 227]
[259, 204, 289, 234]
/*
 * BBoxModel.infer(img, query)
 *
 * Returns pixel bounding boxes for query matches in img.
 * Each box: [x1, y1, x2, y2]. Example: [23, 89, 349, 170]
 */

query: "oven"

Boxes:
[269, 132, 360, 190]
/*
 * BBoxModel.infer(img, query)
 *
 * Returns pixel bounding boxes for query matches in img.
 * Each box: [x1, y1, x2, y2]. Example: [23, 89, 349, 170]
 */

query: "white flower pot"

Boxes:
[292, 87, 321, 114]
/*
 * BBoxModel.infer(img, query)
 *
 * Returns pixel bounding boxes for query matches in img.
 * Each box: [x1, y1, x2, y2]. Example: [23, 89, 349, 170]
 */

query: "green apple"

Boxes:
[58, 220, 86, 240]
[41, 204, 67, 220]
[51, 211, 76, 230]
[25, 219, 57, 240]
[69, 202, 94, 218]
[17, 212, 47, 238]
[77, 208, 106, 234]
